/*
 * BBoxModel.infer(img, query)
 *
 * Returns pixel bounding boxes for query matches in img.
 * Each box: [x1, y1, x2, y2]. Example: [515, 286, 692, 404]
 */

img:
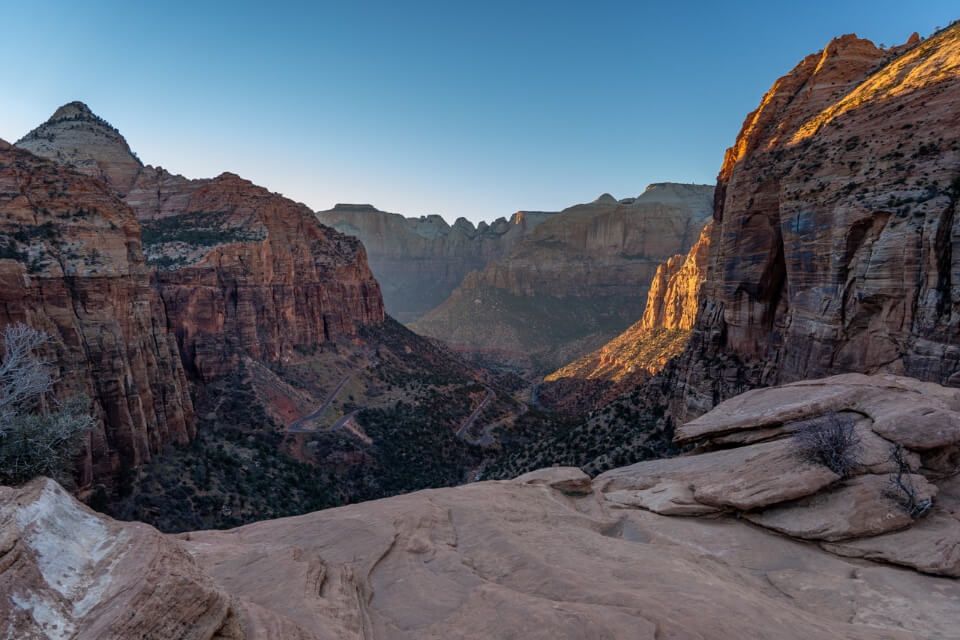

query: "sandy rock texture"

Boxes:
[316, 204, 554, 322]
[602, 373, 960, 576]
[0, 143, 193, 486]
[412, 183, 713, 371]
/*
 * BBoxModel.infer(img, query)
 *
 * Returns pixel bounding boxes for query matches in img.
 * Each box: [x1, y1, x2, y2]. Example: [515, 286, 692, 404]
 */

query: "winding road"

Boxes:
[287, 374, 351, 433]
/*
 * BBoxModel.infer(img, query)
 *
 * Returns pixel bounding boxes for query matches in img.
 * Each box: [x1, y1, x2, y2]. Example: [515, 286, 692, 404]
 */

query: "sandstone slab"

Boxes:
[746, 473, 937, 541]
[5, 475, 960, 639]
[596, 438, 840, 512]
[513, 466, 593, 495]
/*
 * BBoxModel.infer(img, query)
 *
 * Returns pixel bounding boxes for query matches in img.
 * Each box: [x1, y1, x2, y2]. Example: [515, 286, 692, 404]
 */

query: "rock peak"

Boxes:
[595, 193, 618, 204]
[49, 100, 98, 121]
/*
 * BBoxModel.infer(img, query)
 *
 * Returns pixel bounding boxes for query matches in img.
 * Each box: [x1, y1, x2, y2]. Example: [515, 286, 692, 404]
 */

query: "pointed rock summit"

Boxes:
[16, 100, 142, 195]
[48, 100, 99, 121]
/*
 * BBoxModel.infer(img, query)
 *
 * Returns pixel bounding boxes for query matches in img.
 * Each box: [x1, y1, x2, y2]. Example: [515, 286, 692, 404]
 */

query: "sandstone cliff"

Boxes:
[0, 143, 193, 486]
[316, 204, 555, 321]
[411, 183, 714, 371]
[543, 221, 712, 411]
[18, 103, 386, 381]
[4, 373, 959, 639]
[143, 174, 385, 380]
[657, 25, 960, 420]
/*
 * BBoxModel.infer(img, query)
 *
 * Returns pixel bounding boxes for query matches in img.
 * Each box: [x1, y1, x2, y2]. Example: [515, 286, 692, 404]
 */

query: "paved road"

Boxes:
[287, 374, 351, 433]
[456, 386, 495, 439]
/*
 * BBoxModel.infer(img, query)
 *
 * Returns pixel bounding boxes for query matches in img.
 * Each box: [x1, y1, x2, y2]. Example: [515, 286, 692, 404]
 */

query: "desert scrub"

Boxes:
[792, 412, 862, 477]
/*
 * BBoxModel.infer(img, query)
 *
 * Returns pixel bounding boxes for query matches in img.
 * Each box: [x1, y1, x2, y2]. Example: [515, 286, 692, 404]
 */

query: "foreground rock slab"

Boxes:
[3, 475, 959, 639]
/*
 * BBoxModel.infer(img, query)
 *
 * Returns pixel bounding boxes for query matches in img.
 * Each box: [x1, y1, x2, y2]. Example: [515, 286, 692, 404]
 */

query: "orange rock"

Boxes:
[659, 25, 960, 421]
[0, 144, 193, 486]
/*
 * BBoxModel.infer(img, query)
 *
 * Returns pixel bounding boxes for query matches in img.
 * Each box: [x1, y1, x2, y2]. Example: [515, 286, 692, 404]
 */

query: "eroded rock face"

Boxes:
[17, 103, 386, 382]
[412, 184, 714, 371]
[316, 204, 553, 322]
[542, 221, 713, 411]
[144, 174, 385, 381]
[16, 101, 143, 196]
[0, 144, 193, 485]
[5, 472, 960, 639]
[599, 373, 960, 577]
[0, 479, 241, 639]
[661, 26, 960, 420]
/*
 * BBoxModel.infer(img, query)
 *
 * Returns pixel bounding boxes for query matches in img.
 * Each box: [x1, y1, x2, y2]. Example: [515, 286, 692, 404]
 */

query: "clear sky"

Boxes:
[2, 1, 955, 223]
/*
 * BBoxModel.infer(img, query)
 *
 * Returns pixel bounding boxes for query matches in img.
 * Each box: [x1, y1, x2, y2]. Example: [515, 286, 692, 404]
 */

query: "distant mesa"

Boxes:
[410, 182, 714, 372]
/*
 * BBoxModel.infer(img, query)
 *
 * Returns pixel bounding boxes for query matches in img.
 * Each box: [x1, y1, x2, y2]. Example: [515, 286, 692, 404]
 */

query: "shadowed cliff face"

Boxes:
[0, 143, 193, 486]
[12, 103, 386, 487]
[316, 204, 555, 322]
[660, 26, 960, 420]
[18, 104, 386, 383]
[410, 184, 714, 372]
[542, 222, 712, 413]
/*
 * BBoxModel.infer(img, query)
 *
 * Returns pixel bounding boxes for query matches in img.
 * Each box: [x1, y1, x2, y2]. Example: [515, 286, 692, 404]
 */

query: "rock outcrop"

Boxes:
[598, 372, 960, 577]
[16, 101, 143, 196]
[542, 221, 712, 410]
[411, 183, 714, 371]
[17, 103, 385, 381]
[316, 204, 554, 322]
[0, 143, 193, 486]
[142, 174, 385, 381]
[6, 373, 960, 640]
[659, 25, 960, 420]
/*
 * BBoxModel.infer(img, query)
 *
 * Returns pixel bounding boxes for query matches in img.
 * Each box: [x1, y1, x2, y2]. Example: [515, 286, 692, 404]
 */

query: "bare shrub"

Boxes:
[792, 412, 862, 477]
[885, 444, 933, 519]
[0, 323, 94, 485]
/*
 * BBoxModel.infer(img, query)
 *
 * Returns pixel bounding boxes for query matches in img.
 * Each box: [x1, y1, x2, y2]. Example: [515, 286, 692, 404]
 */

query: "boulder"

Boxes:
[596, 438, 840, 512]
[513, 467, 592, 495]
[745, 474, 937, 541]
[871, 407, 960, 451]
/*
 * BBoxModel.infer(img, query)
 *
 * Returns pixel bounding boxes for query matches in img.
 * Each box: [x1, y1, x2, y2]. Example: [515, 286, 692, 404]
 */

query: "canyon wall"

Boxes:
[18, 103, 385, 382]
[411, 183, 713, 371]
[541, 222, 712, 411]
[12, 103, 385, 486]
[316, 204, 554, 322]
[0, 141, 193, 485]
[659, 26, 960, 420]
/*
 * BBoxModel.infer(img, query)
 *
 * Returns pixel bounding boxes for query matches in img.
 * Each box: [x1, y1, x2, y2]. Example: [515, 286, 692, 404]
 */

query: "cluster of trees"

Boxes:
[0, 323, 93, 486]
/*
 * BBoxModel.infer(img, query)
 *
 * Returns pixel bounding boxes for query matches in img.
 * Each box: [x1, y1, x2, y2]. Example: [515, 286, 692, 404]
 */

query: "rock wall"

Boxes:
[660, 26, 960, 420]
[147, 174, 385, 380]
[411, 184, 714, 371]
[541, 222, 712, 411]
[0, 142, 193, 485]
[18, 103, 386, 383]
[316, 203, 554, 322]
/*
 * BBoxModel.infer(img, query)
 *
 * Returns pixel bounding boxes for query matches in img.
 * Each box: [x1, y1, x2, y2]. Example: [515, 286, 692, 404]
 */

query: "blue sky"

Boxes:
[2, 1, 955, 223]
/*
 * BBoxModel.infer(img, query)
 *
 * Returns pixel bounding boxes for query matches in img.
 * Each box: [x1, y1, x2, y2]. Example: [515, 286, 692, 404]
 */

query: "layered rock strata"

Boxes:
[316, 204, 555, 321]
[0, 143, 193, 485]
[17, 103, 385, 382]
[412, 183, 714, 371]
[661, 26, 960, 420]
[543, 221, 712, 410]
